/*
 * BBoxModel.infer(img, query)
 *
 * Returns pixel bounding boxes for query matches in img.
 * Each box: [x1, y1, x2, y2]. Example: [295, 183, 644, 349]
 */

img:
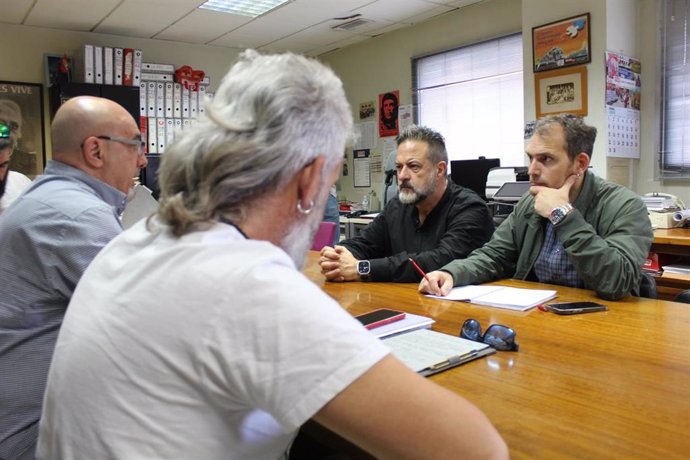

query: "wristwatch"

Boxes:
[357, 260, 371, 280]
[549, 203, 574, 225]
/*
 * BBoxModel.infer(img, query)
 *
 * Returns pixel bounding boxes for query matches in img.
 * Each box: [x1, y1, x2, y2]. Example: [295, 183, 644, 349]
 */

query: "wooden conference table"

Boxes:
[303, 252, 690, 459]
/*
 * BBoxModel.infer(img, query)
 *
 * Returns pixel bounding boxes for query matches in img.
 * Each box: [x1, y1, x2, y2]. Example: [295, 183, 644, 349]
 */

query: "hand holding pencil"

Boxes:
[410, 258, 455, 297]
[408, 257, 431, 284]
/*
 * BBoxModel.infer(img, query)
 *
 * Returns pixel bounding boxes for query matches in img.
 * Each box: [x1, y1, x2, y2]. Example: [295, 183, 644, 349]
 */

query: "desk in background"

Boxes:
[338, 214, 376, 240]
[652, 228, 690, 299]
[303, 251, 690, 459]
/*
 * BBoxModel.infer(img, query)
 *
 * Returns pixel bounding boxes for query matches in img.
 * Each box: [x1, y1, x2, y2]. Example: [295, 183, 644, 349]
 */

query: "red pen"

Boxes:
[408, 257, 431, 284]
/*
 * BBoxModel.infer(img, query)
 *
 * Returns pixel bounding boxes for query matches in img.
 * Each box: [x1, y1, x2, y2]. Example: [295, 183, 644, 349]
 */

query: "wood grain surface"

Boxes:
[303, 251, 690, 459]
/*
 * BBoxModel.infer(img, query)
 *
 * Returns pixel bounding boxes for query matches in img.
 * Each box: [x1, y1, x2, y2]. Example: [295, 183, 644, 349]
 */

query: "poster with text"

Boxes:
[0, 81, 45, 177]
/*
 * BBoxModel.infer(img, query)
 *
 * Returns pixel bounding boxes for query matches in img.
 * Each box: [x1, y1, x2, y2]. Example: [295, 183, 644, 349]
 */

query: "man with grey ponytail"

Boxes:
[37, 50, 507, 460]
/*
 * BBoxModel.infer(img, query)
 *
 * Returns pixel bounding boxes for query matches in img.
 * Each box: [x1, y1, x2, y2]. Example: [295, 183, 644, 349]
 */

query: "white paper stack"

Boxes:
[370, 312, 434, 339]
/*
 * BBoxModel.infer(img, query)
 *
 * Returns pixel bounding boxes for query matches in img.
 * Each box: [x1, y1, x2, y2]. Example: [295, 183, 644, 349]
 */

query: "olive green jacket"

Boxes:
[442, 173, 653, 300]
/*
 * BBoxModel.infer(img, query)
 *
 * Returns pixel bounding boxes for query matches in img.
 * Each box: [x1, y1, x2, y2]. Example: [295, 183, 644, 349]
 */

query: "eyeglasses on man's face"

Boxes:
[460, 318, 519, 351]
[95, 135, 146, 157]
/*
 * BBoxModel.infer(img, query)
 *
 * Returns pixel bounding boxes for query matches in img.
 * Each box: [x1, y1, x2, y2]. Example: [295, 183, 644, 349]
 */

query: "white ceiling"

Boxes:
[1, 0, 484, 56]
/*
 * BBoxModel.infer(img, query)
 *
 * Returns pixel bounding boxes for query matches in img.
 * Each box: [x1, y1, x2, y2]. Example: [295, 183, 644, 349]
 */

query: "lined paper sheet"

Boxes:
[383, 329, 489, 373]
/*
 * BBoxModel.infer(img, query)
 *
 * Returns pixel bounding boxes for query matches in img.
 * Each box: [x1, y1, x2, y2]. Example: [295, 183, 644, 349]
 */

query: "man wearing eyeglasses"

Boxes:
[0, 123, 32, 213]
[420, 114, 652, 301]
[0, 95, 147, 459]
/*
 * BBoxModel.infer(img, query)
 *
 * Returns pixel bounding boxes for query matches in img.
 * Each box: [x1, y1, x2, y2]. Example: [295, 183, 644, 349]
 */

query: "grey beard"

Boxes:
[398, 188, 423, 205]
[280, 190, 327, 268]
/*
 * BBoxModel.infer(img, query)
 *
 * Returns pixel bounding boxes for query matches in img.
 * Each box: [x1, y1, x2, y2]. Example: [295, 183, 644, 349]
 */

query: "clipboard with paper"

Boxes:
[382, 328, 495, 377]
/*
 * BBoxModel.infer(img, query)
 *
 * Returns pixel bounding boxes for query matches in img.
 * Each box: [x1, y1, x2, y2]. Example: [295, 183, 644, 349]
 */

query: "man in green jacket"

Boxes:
[419, 114, 652, 301]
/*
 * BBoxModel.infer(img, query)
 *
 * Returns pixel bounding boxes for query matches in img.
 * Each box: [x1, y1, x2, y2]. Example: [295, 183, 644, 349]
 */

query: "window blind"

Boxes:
[413, 33, 524, 166]
[661, 0, 690, 176]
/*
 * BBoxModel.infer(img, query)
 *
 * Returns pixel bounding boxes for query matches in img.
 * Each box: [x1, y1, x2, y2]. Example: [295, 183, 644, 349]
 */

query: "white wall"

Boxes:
[604, 0, 639, 189]
[321, 0, 522, 204]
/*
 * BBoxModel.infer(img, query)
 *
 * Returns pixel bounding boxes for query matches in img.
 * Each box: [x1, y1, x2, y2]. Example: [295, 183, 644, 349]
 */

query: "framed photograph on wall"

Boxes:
[534, 66, 588, 119]
[0, 81, 46, 178]
[532, 13, 591, 72]
[44, 53, 72, 87]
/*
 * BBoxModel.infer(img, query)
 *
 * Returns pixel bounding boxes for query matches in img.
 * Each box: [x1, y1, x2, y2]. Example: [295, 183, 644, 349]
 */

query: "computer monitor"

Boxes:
[450, 158, 500, 200]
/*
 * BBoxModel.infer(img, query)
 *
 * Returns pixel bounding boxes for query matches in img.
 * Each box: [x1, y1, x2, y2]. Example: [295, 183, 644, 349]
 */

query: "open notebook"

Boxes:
[427, 285, 556, 311]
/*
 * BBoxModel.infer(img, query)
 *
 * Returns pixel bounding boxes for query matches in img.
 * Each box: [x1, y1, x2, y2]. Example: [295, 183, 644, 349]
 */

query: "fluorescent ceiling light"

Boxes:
[198, 0, 289, 17]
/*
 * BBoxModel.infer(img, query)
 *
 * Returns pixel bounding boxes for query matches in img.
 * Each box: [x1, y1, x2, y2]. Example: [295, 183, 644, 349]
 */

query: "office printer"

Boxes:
[486, 167, 529, 226]
[485, 167, 529, 200]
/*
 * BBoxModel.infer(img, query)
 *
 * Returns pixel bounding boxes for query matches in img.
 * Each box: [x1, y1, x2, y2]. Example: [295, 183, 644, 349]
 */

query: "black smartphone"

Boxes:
[355, 309, 406, 329]
[544, 302, 608, 315]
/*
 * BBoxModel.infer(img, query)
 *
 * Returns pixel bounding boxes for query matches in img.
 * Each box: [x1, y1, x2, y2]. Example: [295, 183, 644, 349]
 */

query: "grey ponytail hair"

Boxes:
[156, 50, 353, 236]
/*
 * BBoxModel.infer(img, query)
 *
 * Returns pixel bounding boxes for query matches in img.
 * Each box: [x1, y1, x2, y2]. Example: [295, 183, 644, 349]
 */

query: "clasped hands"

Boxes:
[319, 246, 360, 282]
[319, 246, 458, 292]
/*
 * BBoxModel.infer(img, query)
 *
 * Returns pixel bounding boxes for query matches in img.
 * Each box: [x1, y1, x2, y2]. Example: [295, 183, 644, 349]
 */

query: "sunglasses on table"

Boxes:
[460, 318, 519, 351]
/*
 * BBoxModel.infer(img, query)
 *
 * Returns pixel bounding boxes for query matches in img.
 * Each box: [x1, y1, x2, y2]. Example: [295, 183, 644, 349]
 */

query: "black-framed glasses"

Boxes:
[83, 135, 145, 157]
[460, 319, 519, 351]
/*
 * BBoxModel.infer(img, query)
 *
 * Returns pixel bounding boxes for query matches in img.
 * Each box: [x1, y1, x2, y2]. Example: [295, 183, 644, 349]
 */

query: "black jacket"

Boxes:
[341, 181, 494, 282]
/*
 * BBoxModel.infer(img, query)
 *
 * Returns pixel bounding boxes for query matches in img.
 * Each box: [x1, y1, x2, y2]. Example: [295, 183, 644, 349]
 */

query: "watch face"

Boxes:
[358, 260, 371, 276]
[549, 207, 567, 225]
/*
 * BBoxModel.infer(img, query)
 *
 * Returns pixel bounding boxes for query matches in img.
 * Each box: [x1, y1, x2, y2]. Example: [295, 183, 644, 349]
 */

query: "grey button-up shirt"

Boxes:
[0, 160, 125, 458]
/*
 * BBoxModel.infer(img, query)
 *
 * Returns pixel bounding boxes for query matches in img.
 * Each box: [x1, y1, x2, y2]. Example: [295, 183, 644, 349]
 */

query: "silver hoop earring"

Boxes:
[297, 200, 314, 215]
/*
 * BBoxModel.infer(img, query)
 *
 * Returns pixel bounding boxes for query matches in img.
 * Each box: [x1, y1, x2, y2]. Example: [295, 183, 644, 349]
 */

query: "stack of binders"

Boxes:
[75, 44, 142, 87]
[74, 43, 214, 156]
[139, 63, 210, 154]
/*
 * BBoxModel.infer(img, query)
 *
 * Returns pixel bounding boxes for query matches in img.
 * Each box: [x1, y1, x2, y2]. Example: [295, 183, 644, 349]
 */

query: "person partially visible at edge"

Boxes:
[36, 50, 507, 460]
[0, 96, 147, 459]
[319, 125, 494, 283]
[0, 122, 32, 213]
[419, 114, 652, 300]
